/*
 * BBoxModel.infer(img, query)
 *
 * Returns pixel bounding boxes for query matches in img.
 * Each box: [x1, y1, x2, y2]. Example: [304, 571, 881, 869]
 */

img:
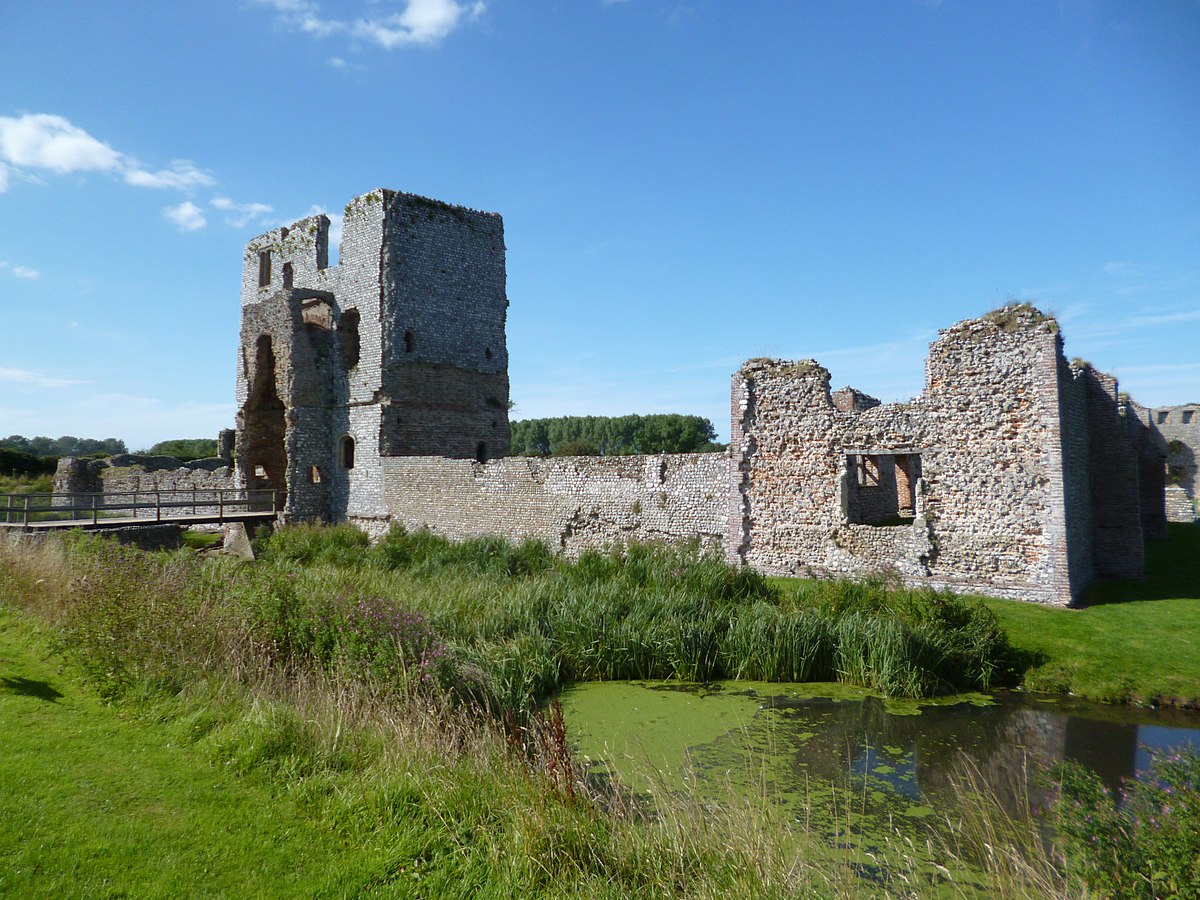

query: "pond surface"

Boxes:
[561, 680, 1200, 836]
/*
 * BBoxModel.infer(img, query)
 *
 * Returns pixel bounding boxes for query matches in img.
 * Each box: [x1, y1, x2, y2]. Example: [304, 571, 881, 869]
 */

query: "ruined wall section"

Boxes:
[237, 198, 391, 523]
[731, 309, 1076, 604]
[1081, 370, 1145, 578]
[379, 193, 510, 462]
[1057, 361, 1095, 597]
[1132, 402, 1199, 522]
[53, 456, 237, 517]
[376, 452, 727, 553]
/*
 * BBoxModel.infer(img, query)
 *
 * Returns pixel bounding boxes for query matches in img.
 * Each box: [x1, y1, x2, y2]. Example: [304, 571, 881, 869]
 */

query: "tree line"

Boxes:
[1, 435, 128, 459]
[508, 414, 724, 457]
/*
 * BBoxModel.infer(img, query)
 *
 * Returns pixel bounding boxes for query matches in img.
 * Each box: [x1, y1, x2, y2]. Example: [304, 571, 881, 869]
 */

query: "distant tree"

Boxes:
[0, 448, 57, 477]
[0, 434, 128, 458]
[147, 438, 219, 461]
[552, 440, 601, 457]
[510, 414, 722, 456]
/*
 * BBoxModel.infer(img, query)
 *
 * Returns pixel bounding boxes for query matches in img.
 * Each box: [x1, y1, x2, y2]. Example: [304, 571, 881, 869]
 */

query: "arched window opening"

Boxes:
[404, 330, 415, 353]
[340, 435, 356, 470]
[476, 442, 488, 463]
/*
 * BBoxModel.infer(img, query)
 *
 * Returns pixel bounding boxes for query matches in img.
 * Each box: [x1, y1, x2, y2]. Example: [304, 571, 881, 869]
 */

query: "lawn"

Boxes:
[0, 614, 371, 897]
[983, 522, 1200, 705]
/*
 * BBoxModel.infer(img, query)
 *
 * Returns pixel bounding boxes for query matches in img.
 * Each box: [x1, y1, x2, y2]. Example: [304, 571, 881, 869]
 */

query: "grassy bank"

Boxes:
[1, 534, 1062, 897]
[983, 522, 1200, 706]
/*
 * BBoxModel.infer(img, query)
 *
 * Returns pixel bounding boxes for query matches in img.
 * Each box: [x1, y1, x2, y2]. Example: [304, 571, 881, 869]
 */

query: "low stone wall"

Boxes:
[54, 455, 239, 518]
[372, 452, 729, 554]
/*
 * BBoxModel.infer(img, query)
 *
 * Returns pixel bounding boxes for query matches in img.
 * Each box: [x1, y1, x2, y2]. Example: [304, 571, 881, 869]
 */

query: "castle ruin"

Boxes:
[56, 188, 1196, 606]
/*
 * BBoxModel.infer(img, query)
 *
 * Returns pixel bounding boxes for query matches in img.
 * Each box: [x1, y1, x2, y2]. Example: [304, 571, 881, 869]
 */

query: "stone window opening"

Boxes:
[309, 466, 322, 484]
[254, 465, 267, 478]
[282, 262, 294, 289]
[1183, 410, 1195, 425]
[339, 309, 361, 369]
[845, 452, 922, 527]
[476, 442, 488, 463]
[258, 251, 271, 287]
[340, 435, 355, 470]
[1157, 411, 1170, 425]
[404, 330, 415, 353]
[485, 347, 493, 361]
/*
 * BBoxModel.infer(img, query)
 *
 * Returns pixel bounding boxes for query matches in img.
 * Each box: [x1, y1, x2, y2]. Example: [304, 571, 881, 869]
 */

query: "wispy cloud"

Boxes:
[124, 160, 214, 190]
[0, 260, 40, 279]
[0, 366, 84, 388]
[212, 196, 275, 227]
[258, 0, 486, 49]
[163, 201, 207, 232]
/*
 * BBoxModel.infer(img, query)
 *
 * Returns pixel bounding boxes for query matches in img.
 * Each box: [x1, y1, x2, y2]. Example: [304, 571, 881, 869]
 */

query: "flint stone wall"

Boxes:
[727, 308, 1147, 606]
[237, 190, 509, 526]
[54, 456, 238, 518]
[1130, 402, 1199, 522]
[373, 452, 728, 554]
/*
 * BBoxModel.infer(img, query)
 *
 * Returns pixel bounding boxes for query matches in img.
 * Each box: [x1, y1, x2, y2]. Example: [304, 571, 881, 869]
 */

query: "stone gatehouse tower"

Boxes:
[236, 189, 510, 528]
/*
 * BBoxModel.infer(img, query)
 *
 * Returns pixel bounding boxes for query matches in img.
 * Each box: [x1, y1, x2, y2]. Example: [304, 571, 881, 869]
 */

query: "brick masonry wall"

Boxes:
[375, 452, 729, 554]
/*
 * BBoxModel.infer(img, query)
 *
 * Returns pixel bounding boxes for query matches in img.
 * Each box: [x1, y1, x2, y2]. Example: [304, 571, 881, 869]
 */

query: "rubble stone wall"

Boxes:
[54, 455, 238, 517]
[1131, 402, 1199, 522]
[374, 452, 729, 554]
[728, 309, 1083, 604]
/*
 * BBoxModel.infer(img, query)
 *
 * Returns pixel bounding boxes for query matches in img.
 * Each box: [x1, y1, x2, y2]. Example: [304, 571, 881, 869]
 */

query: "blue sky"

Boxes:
[1, 0, 1197, 449]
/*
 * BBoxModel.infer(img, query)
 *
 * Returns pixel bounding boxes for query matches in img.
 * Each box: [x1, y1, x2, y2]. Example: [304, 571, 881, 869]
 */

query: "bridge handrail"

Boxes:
[0, 488, 278, 526]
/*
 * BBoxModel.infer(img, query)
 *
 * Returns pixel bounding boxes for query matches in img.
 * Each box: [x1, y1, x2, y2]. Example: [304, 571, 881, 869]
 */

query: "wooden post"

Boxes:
[92, 493, 98, 526]
[156, 491, 161, 523]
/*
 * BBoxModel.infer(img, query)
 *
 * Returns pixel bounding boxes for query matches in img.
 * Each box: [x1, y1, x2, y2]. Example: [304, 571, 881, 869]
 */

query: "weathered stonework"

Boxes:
[1128, 402, 1199, 523]
[54, 454, 238, 517]
[235, 189, 509, 525]
[727, 307, 1163, 605]
[219, 191, 1176, 606]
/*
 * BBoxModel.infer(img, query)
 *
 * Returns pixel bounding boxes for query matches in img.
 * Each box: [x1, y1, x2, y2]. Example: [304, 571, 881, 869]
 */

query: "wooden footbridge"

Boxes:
[0, 489, 280, 531]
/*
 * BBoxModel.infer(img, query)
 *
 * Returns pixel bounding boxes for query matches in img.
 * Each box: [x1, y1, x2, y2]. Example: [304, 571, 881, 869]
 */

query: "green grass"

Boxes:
[0, 530, 1070, 897]
[0, 473, 53, 494]
[981, 522, 1200, 705]
[0, 613, 369, 897]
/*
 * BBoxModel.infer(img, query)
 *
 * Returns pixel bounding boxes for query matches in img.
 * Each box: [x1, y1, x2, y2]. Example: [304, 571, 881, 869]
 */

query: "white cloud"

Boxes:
[259, 0, 485, 49]
[329, 56, 348, 67]
[0, 260, 40, 279]
[1103, 261, 1142, 277]
[212, 196, 275, 227]
[0, 162, 8, 192]
[124, 160, 214, 190]
[163, 201, 207, 231]
[0, 366, 83, 388]
[0, 113, 122, 174]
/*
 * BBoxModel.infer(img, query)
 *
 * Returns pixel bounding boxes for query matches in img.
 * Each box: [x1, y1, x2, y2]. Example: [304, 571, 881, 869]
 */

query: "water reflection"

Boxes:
[564, 682, 1200, 826]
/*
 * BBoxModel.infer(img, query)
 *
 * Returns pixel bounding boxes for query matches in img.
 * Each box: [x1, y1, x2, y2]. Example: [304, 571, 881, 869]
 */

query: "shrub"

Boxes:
[1054, 749, 1200, 898]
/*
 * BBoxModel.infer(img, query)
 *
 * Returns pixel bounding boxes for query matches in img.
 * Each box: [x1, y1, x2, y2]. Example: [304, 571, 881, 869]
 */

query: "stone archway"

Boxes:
[241, 334, 288, 509]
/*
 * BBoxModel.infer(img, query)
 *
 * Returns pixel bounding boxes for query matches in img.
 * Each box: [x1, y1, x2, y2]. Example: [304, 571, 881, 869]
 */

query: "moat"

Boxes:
[562, 680, 1200, 846]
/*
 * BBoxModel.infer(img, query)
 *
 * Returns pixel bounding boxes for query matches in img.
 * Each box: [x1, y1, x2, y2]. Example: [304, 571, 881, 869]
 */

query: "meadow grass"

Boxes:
[0, 527, 1069, 897]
